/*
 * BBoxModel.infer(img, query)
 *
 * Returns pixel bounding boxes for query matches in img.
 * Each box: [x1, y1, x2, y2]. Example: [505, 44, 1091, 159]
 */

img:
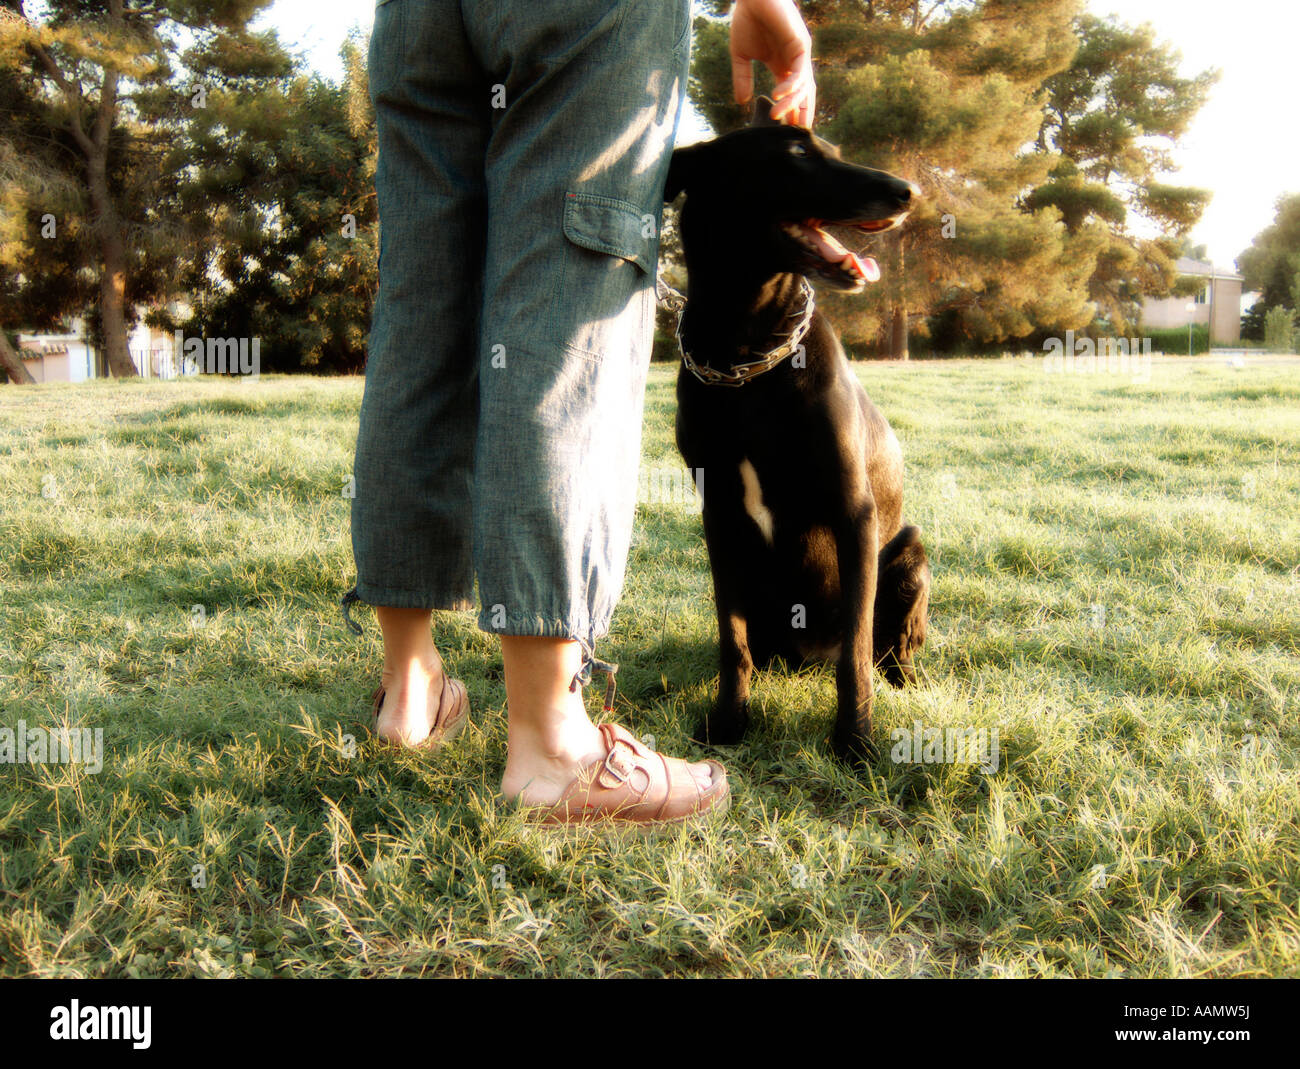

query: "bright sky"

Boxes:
[261, 0, 1298, 269]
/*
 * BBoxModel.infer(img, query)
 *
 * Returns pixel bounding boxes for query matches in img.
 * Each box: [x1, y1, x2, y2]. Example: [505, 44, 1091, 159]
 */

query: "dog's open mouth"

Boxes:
[780, 216, 905, 290]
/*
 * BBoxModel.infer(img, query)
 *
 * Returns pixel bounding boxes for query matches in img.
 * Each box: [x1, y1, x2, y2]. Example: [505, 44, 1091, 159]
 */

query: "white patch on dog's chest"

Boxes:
[738, 458, 775, 545]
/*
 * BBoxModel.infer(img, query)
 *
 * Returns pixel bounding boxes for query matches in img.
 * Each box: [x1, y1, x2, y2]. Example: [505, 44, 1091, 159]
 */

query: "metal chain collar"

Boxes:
[656, 272, 816, 388]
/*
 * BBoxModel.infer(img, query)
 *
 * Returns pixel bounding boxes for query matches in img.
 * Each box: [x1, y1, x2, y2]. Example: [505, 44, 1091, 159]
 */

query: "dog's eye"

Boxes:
[787, 142, 811, 158]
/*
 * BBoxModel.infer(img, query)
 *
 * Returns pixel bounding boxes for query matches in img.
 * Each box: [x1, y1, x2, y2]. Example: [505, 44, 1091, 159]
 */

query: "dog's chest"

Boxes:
[680, 381, 840, 539]
[730, 450, 830, 546]
[738, 458, 775, 545]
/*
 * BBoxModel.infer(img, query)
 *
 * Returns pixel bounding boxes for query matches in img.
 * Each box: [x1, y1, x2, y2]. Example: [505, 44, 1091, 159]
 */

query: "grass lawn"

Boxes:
[1, 356, 1298, 977]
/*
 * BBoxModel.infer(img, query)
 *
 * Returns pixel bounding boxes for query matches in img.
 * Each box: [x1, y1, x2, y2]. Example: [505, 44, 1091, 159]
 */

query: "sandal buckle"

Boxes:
[602, 742, 635, 784]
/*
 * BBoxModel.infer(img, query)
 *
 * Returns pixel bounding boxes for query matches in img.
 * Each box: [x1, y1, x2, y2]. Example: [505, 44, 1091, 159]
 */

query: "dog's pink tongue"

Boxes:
[840, 252, 880, 283]
[806, 224, 881, 284]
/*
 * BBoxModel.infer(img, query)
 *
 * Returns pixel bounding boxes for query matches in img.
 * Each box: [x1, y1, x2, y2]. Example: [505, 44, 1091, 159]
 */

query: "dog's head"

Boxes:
[665, 97, 919, 292]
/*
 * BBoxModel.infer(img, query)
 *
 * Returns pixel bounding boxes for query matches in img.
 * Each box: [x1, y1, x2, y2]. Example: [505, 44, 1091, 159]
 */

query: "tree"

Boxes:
[688, 1, 1098, 358]
[0, 139, 79, 383]
[1263, 306, 1296, 354]
[1030, 14, 1216, 333]
[1238, 193, 1300, 316]
[0, 0, 287, 377]
[0, 2, 92, 382]
[172, 33, 377, 373]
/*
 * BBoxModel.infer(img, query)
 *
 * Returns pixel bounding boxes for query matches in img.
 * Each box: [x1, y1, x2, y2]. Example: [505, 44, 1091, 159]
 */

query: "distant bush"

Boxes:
[1263, 306, 1298, 353]
[1142, 324, 1211, 355]
[652, 328, 678, 363]
[1241, 301, 1268, 341]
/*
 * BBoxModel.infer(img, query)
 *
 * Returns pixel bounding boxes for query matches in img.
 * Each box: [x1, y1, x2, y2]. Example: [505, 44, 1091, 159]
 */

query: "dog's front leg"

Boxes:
[832, 496, 879, 764]
[696, 494, 753, 746]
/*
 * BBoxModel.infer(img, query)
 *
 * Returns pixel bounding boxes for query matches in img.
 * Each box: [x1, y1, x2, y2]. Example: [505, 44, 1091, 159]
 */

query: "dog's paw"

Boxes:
[880, 658, 918, 688]
[831, 729, 879, 768]
[694, 700, 750, 746]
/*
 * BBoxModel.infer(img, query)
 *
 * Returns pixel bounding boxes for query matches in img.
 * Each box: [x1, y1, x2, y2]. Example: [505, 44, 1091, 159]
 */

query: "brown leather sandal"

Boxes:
[520, 723, 730, 828]
[368, 671, 470, 750]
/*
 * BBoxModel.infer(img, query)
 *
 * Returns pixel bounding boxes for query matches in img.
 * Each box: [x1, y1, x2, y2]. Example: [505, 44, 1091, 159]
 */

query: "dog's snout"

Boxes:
[894, 179, 921, 206]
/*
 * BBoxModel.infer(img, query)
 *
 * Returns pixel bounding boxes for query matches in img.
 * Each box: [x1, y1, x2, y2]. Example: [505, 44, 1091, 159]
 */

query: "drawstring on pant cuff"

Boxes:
[570, 635, 618, 713]
[340, 587, 364, 636]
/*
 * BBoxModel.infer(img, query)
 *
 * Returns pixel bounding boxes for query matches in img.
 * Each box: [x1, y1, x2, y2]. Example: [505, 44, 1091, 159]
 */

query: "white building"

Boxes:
[18, 315, 183, 381]
[1141, 257, 1244, 344]
[17, 324, 97, 383]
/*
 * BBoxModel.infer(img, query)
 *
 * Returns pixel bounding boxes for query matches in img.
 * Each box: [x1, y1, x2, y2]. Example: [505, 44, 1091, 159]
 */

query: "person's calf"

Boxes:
[498, 635, 716, 804]
[500, 636, 604, 804]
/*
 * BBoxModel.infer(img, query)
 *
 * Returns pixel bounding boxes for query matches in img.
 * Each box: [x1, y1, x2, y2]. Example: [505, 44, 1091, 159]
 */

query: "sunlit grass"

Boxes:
[1, 357, 1297, 976]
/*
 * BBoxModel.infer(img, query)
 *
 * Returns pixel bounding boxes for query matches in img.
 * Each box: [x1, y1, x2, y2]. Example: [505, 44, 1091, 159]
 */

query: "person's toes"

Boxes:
[691, 761, 715, 792]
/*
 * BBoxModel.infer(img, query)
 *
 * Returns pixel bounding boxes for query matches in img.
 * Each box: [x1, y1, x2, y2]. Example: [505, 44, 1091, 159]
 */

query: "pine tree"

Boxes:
[172, 34, 377, 372]
[1, 0, 99, 382]
[687, 1, 1097, 358]
[1030, 13, 1217, 334]
[0, 0, 288, 377]
[0, 136, 83, 383]
[1238, 193, 1300, 316]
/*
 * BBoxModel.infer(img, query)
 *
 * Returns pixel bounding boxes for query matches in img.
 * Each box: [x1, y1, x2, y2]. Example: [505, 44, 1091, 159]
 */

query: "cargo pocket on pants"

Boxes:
[552, 191, 657, 363]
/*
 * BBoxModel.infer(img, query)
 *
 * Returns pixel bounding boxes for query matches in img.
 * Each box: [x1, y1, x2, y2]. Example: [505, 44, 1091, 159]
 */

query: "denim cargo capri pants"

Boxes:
[341, 0, 693, 692]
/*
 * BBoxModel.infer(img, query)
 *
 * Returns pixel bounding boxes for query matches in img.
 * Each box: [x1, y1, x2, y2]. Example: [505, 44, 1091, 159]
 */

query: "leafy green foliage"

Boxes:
[1263, 306, 1297, 353]
[685, 2, 1212, 356]
[171, 35, 377, 372]
[1144, 324, 1210, 357]
[0, 0, 292, 375]
[1033, 13, 1215, 335]
[1238, 193, 1300, 319]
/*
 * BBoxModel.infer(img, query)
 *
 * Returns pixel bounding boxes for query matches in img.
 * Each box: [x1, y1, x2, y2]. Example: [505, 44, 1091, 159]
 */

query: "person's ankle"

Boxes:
[501, 715, 604, 803]
[381, 652, 443, 694]
[373, 654, 447, 744]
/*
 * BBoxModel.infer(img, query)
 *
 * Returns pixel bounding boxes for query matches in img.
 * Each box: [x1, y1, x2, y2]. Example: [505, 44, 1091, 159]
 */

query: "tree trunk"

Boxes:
[97, 233, 135, 378]
[87, 67, 136, 379]
[87, 183, 135, 378]
[888, 238, 909, 360]
[25, 6, 135, 376]
[889, 306, 909, 360]
[0, 329, 37, 384]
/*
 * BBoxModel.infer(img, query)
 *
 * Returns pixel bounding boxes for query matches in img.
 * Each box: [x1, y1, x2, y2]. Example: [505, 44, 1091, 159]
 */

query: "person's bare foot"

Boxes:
[498, 635, 719, 808]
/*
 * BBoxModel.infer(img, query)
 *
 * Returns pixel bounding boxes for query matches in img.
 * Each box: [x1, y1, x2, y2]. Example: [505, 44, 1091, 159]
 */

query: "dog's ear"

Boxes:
[750, 95, 781, 127]
[664, 144, 702, 201]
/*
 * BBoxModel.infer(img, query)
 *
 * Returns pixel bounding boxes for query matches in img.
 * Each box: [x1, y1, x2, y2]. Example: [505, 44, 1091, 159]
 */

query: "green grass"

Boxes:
[1, 357, 1298, 977]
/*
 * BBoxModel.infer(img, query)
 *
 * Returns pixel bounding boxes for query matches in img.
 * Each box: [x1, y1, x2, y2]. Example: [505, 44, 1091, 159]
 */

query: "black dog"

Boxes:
[666, 99, 931, 763]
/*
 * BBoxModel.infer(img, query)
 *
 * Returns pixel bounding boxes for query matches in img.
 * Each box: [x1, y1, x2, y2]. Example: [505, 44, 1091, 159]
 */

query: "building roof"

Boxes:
[1175, 257, 1244, 282]
[18, 338, 72, 355]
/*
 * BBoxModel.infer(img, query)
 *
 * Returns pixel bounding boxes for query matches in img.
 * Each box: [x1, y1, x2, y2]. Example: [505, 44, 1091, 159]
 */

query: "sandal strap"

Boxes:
[368, 673, 468, 745]
[434, 676, 467, 733]
[546, 723, 722, 824]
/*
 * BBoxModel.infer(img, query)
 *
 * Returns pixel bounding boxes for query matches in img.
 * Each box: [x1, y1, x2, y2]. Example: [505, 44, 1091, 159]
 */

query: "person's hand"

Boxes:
[729, 0, 816, 127]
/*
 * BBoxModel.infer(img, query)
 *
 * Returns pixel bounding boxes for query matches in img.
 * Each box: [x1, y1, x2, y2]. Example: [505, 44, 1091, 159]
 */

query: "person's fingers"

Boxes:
[787, 92, 810, 127]
[770, 74, 814, 127]
[790, 79, 811, 128]
[769, 48, 815, 125]
[770, 74, 797, 101]
[732, 53, 754, 104]
[731, 0, 817, 123]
